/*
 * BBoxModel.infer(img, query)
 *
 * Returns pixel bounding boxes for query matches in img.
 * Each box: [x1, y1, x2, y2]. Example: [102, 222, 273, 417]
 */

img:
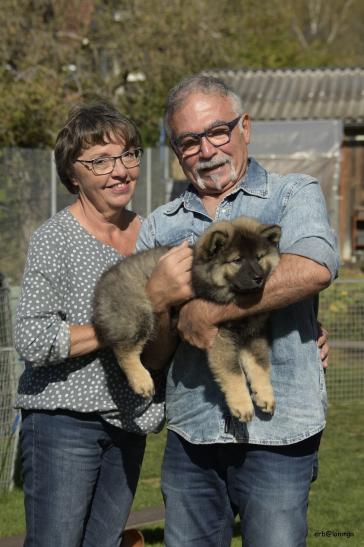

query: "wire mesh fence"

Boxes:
[0, 146, 174, 285]
[0, 275, 19, 493]
[318, 278, 364, 401]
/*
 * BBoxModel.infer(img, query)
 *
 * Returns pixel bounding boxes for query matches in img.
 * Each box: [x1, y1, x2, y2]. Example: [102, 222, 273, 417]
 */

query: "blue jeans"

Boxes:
[161, 430, 321, 547]
[20, 410, 146, 547]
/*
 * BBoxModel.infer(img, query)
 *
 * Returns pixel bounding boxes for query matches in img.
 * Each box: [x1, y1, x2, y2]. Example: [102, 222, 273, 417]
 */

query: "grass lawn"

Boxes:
[1, 402, 363, 546]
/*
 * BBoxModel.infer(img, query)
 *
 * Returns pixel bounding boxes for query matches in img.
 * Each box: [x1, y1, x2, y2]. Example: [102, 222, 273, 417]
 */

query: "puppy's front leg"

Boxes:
[208, 328, 254, 422]
[114, 342, 155, 397]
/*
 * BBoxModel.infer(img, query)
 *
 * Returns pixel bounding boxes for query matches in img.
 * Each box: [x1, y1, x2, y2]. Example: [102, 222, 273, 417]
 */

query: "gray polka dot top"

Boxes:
[14, 207, 165, 434]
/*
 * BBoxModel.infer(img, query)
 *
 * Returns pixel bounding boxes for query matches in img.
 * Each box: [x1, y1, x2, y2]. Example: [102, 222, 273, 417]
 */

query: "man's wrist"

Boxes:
[145, 280, 169, 314]
[197, 299, 227, 325]
[206, 300, 251, 325]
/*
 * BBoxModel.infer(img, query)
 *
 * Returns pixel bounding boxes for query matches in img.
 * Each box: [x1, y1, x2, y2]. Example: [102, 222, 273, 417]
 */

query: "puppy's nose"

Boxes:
[253, 274, 264, 286]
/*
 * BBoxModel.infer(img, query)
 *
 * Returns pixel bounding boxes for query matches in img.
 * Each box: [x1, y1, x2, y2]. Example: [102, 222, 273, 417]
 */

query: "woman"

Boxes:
[14, 101, 192, 547]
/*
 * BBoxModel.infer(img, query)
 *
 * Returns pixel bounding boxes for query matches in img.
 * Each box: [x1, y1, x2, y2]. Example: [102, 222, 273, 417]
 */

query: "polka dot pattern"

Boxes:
[14, 208, 165, 434]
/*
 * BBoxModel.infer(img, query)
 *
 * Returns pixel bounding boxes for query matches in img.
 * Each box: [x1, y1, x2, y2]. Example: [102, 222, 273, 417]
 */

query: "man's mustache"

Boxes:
[194, 156, 231, 174]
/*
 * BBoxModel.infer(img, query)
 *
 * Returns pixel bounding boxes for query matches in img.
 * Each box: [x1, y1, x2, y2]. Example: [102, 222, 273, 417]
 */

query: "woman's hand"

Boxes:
[146, 241, 194, 314]
[317, 323, 329, 369]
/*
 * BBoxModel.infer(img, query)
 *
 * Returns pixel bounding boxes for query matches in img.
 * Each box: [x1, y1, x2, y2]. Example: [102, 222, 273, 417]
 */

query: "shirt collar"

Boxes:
[164, 157, 268, 215]
[234, 157, 269, 198]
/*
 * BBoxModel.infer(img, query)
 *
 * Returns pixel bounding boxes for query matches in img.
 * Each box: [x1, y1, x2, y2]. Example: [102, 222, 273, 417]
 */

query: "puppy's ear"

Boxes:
[196, 224, 233, 259]
[206, 230, 230, 256]
[195, 221, 234, 260]
[260, 224, 281, 245]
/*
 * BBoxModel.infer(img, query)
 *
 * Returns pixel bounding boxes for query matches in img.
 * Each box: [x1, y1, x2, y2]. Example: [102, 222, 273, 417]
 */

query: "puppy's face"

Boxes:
[193, 219, 281, 296]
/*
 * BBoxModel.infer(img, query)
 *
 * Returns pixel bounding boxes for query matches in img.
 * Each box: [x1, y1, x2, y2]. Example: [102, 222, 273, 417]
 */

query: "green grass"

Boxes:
[1, 403, 363, 546]
[140, 403, 364, 547]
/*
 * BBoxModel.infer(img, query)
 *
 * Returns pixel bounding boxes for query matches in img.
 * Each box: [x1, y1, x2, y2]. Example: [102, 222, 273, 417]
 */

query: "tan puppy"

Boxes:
[93, 216, 281, 422]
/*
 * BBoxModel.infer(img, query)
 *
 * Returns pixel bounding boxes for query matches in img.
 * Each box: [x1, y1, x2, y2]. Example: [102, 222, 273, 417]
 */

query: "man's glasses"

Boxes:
[173, 115, 242, 157]
[75, 148, 143, 175]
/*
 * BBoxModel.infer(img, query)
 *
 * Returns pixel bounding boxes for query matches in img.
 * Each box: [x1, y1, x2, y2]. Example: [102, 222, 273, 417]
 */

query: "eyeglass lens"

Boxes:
[92, 150, 141, 174]
[176, 119, 239, 156]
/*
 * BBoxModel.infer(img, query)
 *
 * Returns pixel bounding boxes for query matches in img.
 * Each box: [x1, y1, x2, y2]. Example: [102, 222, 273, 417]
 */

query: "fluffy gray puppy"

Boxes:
[93, 216, 281, 422]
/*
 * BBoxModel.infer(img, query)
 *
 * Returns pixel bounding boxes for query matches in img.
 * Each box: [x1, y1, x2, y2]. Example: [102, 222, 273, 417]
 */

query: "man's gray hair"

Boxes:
[164, 74, 243, 138]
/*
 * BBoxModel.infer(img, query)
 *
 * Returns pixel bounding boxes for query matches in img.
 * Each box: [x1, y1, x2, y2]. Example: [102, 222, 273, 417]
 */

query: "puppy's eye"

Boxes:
[231, 257, 242, 264]
[256, 253, 265, 261]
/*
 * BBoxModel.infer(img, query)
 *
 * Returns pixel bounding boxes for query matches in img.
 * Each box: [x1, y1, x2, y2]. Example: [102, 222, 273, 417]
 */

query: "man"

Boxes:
[138, 75, 339, 547]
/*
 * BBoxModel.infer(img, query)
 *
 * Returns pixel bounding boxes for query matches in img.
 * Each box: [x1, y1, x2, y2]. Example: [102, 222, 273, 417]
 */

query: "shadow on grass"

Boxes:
[141, 520, 241, 544]
[142, 526, 164, 543]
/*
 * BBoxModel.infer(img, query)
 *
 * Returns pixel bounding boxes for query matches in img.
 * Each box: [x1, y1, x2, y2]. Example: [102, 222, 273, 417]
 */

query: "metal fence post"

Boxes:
[146, 148, 152, 216]
[50, 151, 57, 217]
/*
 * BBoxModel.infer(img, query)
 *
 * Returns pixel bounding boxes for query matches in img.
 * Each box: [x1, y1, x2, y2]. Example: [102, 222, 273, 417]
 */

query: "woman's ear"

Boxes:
[71, 177, 79, 190]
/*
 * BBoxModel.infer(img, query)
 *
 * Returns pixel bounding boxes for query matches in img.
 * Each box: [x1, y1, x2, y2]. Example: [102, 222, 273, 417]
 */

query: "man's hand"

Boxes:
[178, 301, 331, 369]
[177, 299, 219, 350]
[146, 241, 194, 314]
[317, 323, 329, 369]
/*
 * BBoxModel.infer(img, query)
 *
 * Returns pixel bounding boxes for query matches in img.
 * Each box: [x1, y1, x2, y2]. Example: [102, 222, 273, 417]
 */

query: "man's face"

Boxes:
[170, 92, 250, 196]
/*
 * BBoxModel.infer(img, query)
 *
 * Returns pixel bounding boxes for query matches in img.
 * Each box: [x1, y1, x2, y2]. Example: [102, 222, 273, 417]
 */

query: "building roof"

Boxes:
[207, 67, 364, 124]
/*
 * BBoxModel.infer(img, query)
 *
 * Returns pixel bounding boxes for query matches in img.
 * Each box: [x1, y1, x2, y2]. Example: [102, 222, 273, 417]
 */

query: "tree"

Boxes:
[0, 0, 364, 147]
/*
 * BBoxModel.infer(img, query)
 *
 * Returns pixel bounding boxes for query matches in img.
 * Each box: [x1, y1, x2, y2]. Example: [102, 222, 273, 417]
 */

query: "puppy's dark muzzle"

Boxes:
[231, 260, 266, 292]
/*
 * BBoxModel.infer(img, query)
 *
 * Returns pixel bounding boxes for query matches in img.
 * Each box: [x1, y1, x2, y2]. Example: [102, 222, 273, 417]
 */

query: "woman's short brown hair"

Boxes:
[54, 101, 142, 194]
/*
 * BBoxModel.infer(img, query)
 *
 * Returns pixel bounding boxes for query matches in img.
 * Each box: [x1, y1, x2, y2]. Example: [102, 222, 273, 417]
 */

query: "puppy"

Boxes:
[93, 216, 281, 422]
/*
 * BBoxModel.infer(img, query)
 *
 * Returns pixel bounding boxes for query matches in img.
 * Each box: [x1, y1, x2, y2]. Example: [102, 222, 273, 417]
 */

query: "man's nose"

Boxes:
[199, 136, 216, 158]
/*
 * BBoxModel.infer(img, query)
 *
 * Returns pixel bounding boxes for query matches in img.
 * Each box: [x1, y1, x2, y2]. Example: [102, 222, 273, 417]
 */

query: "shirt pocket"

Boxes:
[162, 231, 196, 247]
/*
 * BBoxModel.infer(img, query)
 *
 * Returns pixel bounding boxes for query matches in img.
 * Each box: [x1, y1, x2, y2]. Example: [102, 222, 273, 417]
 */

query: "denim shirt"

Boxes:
[137, 158, 339, 445]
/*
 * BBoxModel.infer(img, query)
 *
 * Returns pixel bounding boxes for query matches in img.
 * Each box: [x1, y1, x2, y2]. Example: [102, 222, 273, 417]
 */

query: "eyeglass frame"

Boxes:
[172, 115, 242, 157]
[74, 147, 143, 176]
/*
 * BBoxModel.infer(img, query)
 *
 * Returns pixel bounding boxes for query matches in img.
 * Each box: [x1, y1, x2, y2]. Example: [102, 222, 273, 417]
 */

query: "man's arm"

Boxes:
[177, 253, 331, 349]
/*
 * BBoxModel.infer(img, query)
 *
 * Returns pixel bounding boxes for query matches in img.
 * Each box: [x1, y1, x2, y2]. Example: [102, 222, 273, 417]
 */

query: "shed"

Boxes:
[206, 67, 364, 261]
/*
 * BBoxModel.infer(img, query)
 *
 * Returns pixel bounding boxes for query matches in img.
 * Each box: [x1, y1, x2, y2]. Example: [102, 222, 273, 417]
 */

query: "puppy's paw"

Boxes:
[128, 368, 155, 398]
[253, 388, 275, 415]
[226, 395, 254, 422]
[233, 406, 254, 423]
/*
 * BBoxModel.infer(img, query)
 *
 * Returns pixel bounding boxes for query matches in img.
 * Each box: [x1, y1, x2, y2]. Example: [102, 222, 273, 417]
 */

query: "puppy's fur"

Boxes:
[93, 216, 281, 422]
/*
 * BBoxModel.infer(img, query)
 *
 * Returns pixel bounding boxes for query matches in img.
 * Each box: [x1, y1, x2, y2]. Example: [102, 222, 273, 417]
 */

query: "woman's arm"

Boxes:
[68, 324, 102, 357]
[15, 225, 104, 365]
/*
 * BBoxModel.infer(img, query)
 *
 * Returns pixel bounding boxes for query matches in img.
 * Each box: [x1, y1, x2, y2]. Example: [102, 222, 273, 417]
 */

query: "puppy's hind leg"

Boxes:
[114, 341, 155, 397]
[239, 337, 275, 415]
[208, 328, 254, 422]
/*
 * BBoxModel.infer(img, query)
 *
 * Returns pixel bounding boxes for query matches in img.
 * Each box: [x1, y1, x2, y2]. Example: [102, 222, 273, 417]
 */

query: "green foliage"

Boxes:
[0, 0, 363, 147]
[0, 71, 64, 147]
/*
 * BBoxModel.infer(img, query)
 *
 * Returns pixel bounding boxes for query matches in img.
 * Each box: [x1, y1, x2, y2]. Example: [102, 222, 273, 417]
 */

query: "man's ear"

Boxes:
[241, 113, 251, 145]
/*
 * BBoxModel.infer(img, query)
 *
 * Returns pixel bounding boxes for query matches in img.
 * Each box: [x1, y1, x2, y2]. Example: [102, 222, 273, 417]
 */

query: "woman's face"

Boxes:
[72, 139, 140, 217]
